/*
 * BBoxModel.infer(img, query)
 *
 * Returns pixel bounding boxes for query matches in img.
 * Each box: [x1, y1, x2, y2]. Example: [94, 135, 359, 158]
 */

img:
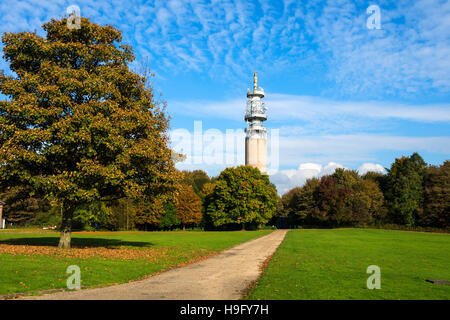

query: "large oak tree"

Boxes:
[0, 17, 177, 248]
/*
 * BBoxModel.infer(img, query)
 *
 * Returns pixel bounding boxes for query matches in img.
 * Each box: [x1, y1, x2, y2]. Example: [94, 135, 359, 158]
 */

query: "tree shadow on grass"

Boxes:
[0, 237, 154, 248]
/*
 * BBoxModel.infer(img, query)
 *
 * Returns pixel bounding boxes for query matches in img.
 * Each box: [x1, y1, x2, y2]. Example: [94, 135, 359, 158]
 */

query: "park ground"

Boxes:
[0, 230, 271, 297]
[246, 228, 450, 300]
[0, 228, 449, 299]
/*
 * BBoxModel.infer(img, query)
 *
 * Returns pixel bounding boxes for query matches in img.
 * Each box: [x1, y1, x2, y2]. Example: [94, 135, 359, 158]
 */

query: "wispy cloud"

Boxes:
[301, 0, 450, 97]
[1, 0, 449, 97]
[168, 94, 450, 124]
[277, 134, 450, 167]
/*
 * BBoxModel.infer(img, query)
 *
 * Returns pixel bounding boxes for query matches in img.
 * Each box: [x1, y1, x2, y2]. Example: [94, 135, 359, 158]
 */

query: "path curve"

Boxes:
[21, 230, 288, 300]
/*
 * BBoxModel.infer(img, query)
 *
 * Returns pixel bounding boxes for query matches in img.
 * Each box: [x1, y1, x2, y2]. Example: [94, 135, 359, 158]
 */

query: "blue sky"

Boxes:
[1, 0, 449, 193]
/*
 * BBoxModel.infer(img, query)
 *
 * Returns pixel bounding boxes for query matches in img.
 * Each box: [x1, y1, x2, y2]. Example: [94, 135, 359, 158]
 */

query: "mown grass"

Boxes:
[246, 229, 450, 300]
[0, 230, 271, 296]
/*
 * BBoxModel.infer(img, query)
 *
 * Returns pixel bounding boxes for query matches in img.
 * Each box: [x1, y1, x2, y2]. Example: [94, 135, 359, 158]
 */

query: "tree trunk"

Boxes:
[58, 206, 73, 249]
[183, 224, 185, 231]
[241, 223, 245, 231]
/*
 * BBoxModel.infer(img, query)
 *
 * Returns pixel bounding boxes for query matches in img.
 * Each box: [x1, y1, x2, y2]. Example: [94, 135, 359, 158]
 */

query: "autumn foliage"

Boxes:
[420, 161, 450, 229]
[175, 184, 202, 230]
[0, 18, 177, 247]
[280, 153, 448, 230]
[282, 169, 386, 227]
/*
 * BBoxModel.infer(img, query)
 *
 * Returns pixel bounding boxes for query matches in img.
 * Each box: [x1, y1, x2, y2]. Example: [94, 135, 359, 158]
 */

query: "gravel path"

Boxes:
[21, 230, 288, 300]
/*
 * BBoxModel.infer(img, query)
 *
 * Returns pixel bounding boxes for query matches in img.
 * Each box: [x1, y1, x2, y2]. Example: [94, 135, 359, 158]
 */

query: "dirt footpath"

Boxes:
[21, 230, 288, 300]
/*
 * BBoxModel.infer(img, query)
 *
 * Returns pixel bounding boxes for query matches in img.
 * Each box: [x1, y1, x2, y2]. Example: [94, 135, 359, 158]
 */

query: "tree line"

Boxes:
[275, 153, 449, 230]
[0, 167, 278, 232]
[4, 152, 448, 233]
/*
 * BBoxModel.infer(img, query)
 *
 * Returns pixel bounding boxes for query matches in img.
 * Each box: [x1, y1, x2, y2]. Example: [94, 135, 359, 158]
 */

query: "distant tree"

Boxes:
[175, 184, 202, 230]
[204, 166, 278, 230]
[158, 202, 179, 230]
[281, 187, 302, 218]
[268, 194, 285, 226]
[317, 174, 353, 226]
[107, 198, 130, 231]
[133, 198, 166, 230]
[181, 170, 212, 198]
[0, 187, 49, 225]
[0, 18, 177, 247]
[280, 178, 321, 225]
[419, 161, 450, 229]
[362, 171, 387, 190]
[332, 168, 360, 187]
[72, 201, 112, 230]
[315, 169, 385, 226]
[351, 179, 387, 225]
[385, 153, 427, 226]
[201, 182, 216, 199]
[200, 181, 216, 228]
[291, 178, 321, 224]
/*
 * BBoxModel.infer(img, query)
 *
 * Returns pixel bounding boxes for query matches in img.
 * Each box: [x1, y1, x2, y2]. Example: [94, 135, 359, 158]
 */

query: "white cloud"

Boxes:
[270, 161, 389, 195]
[269, 161, 346, 195]
[357, 163, 386, 175]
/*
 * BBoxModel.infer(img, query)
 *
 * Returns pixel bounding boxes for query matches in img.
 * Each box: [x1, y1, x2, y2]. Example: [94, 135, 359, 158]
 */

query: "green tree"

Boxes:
[420, 161, 450, 229]
[385, 153, 427, 226]
[204, 166, 278, 230]
[292, 178, 321, 224]
[268, 194, 285, 226]
[0, 187, 49, 225]
[0, 18, 177, 248]
[158, 202, 179, 230]
[281, 178, 320, 225]
[72, 201, 112, 230]
[281, 187, 302, 218]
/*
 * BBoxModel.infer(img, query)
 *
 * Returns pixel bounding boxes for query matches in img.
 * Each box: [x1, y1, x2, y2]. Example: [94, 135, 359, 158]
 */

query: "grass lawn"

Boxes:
[0, 229, 271, 296]
[246, 228, 450, 300]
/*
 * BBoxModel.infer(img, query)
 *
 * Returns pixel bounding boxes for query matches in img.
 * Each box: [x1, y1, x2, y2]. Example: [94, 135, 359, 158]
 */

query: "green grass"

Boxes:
[246, 229, 450, 300]
[0, 230, 271, 296]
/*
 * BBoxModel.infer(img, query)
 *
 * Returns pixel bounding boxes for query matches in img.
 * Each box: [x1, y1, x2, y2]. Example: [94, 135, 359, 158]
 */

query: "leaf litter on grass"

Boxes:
[0, 244, 212, 262]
